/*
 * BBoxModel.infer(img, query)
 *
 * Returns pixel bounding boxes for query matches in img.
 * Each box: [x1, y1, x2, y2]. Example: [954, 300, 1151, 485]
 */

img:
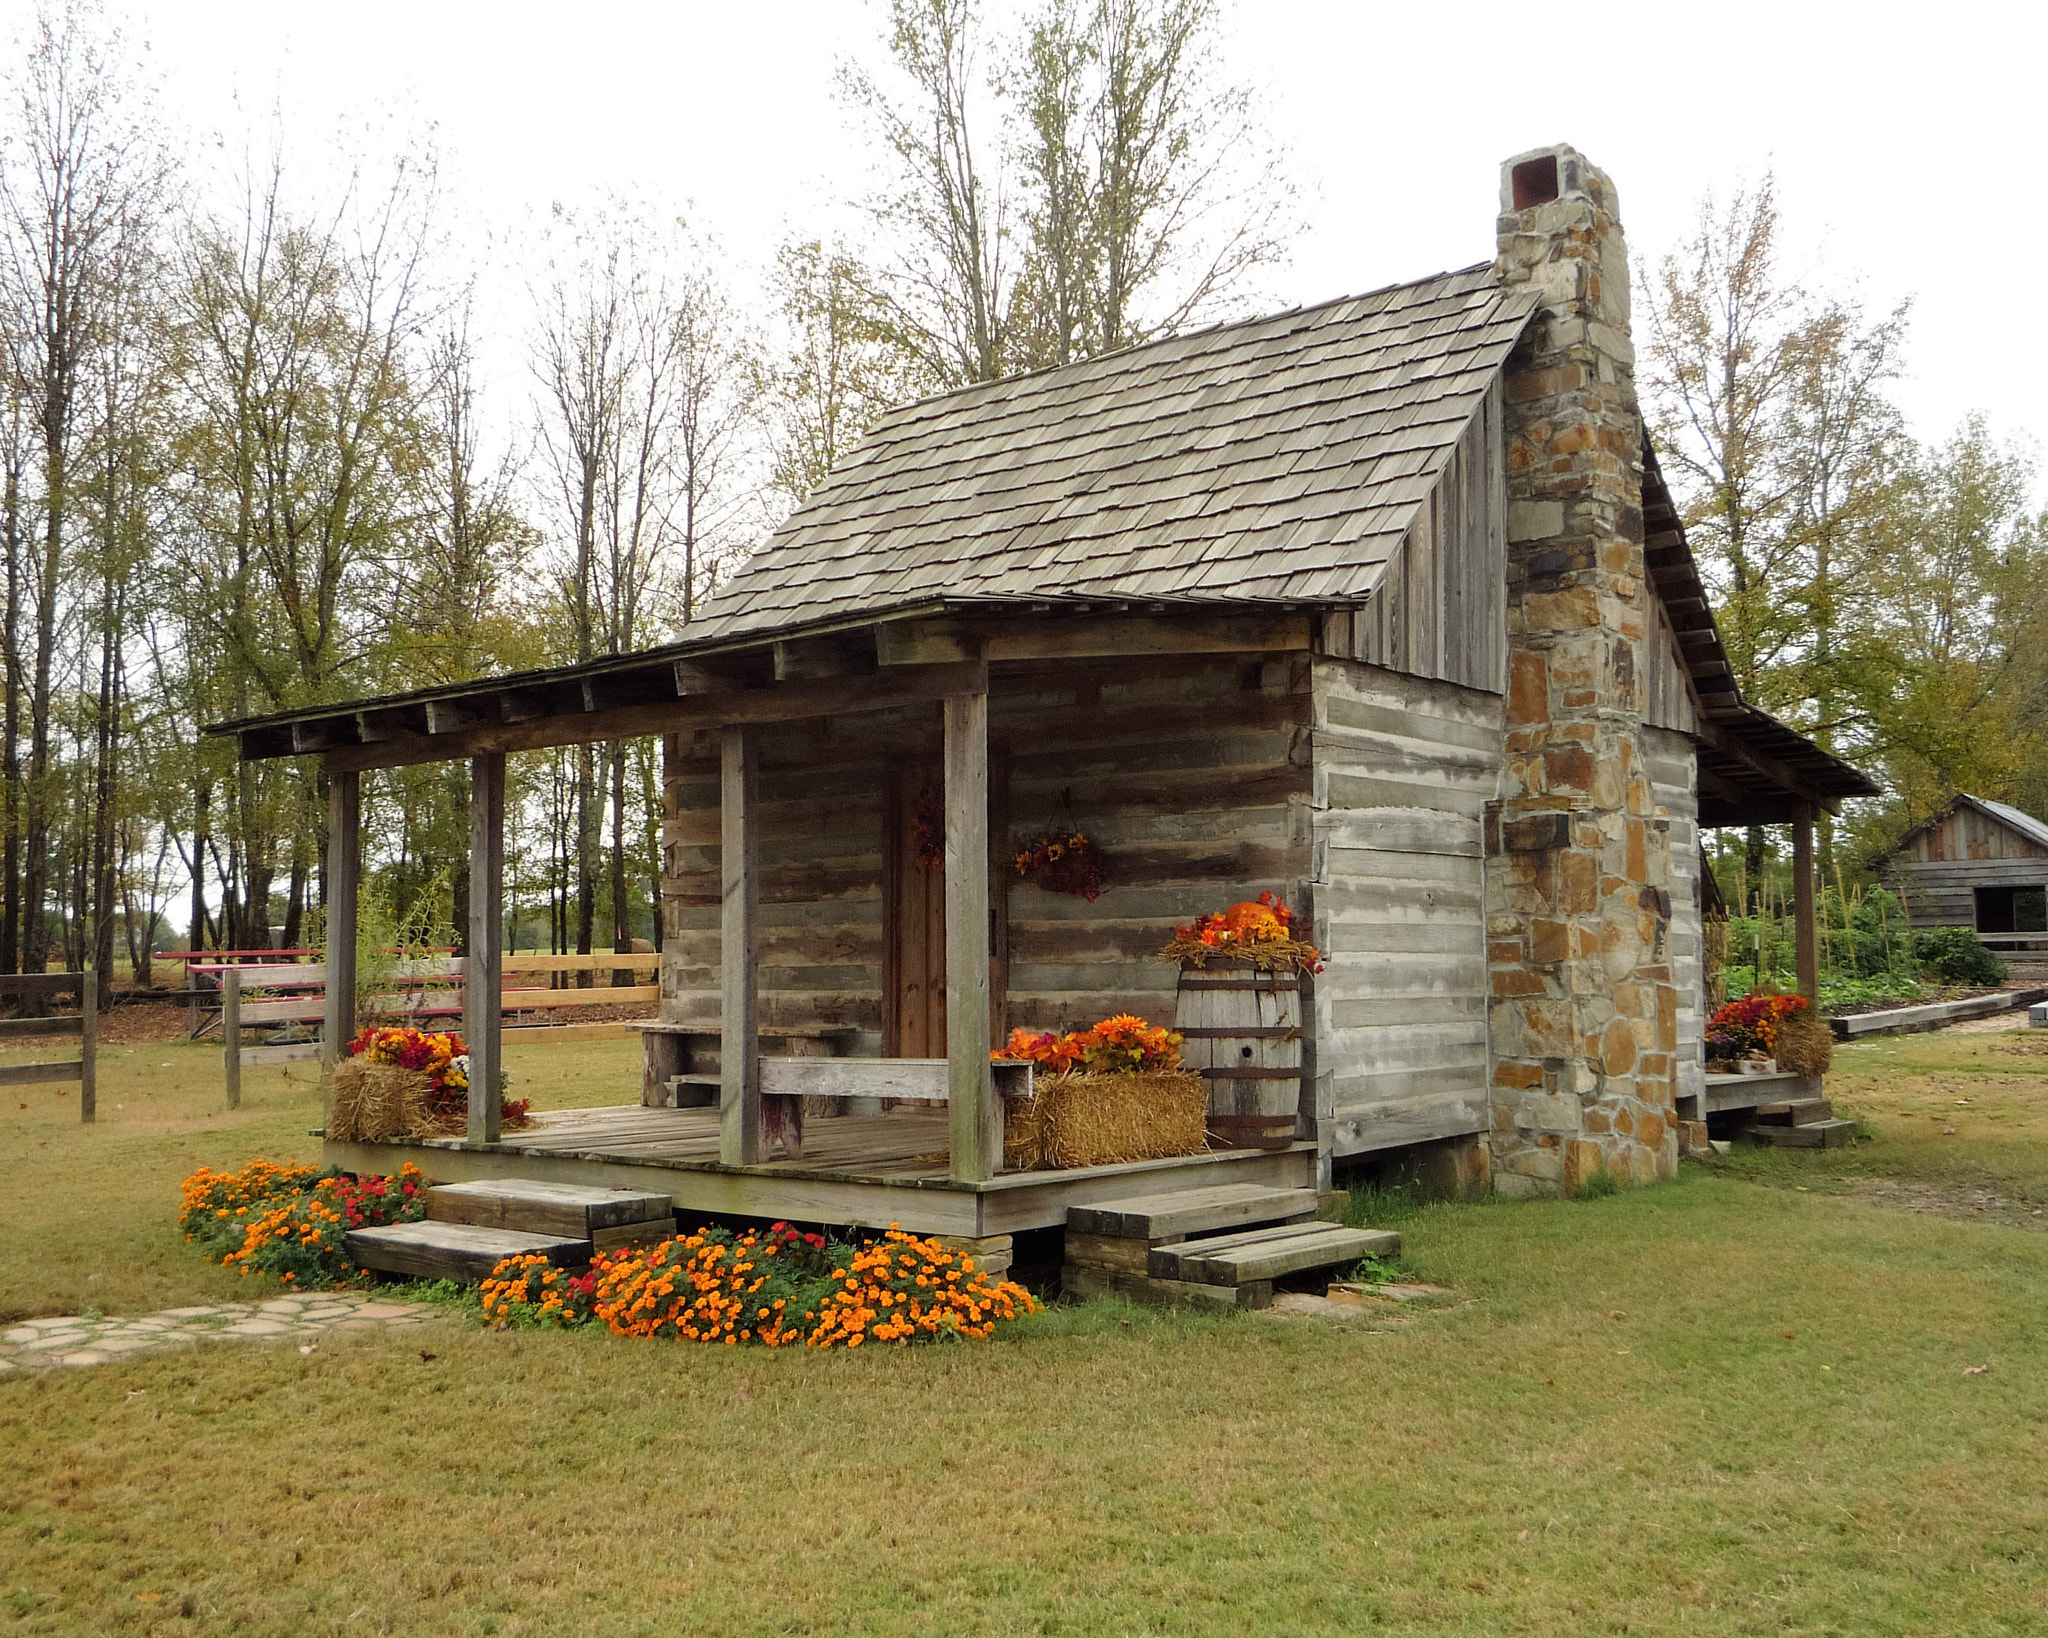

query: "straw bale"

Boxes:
[1003, 1070, 1207, 1171]
[327, 1059, 436, 1143]
[1775, 1008, 1834, 1077]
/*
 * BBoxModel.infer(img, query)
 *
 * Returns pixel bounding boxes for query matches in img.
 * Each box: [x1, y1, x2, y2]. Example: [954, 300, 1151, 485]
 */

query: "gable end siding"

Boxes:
[1316, 380, 1506, 697]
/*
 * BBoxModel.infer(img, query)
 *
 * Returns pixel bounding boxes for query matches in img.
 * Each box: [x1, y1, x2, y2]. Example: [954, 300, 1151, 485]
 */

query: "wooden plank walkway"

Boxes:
[329, 1103, 1317, 1237]
[489, 1104, 953, 1178]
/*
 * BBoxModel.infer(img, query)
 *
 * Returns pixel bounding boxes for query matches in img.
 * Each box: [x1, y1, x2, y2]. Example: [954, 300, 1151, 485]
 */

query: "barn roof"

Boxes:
[1888, 794, 2048, 858]
[684, 263, 1540, 642]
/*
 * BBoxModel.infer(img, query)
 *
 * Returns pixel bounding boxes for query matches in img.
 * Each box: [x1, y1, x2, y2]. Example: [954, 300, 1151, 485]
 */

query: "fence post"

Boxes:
[223, 967, 242, 1110]
[79, 968, 97, 1125]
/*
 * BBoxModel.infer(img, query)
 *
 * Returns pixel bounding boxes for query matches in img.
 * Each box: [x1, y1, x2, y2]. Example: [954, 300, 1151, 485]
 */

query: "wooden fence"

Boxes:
[0, 971, 98, 1122]
[196, 952, 662, 1080]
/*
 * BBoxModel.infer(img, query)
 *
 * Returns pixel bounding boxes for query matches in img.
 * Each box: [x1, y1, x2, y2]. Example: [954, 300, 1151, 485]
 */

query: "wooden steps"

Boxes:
[344, 1220, 593, 1282]
[1746, 1118, 1859, 1150]
[1062, 1182, 1395, 1310]
[1752, 1100, 1833, 1127]
[1149, 1221, 1397, 1285]
[1067, 1182, 1318, 1242]
[348, 1179, 677, 1282]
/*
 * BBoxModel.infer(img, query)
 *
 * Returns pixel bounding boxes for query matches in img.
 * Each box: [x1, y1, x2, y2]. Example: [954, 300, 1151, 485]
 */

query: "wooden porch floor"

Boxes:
[324, 1103, 1317, 1238]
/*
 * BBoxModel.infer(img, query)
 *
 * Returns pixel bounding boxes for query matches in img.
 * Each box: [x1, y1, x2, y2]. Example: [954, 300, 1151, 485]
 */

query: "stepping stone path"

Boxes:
[0, 1293, 438, 1371]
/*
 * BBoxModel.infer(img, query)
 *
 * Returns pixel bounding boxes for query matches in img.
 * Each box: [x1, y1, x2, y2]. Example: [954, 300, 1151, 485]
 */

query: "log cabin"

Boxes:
[1882, 795, 2048, 953]
[210, 144, 1876, 1242]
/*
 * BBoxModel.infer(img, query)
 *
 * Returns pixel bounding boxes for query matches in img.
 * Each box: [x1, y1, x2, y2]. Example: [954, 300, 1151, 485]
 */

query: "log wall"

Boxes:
[1643, 726, 1705, 1112]
[659, 655, 1315, 1059]
[1307, 658, 1504, 1161]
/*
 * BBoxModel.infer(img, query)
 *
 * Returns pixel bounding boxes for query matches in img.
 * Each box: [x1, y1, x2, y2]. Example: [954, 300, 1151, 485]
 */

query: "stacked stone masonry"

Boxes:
[1484, 144, 1682, 1194]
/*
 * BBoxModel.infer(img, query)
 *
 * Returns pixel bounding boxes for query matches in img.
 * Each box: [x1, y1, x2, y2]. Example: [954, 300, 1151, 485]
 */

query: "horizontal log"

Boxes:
[0, 972, 85, 998]
[316, 660, 991, 772]
[0, 1059, 83, 1085]
[240, 1043, 321, 1066]
[0, 1015, 82, 1039]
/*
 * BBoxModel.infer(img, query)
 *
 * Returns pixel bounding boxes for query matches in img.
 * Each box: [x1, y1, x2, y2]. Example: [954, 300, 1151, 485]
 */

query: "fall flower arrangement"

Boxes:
[1705, 992, 1809, 1064]
[481, 1222, 1035, 1348]
[336, 1024, 532, 1136]
[179, 1158, 429, 1287]
[1160, 891, 1323, 974]
[995, 1013, 1184, 1075]
[993, 1013, 1204, 1169]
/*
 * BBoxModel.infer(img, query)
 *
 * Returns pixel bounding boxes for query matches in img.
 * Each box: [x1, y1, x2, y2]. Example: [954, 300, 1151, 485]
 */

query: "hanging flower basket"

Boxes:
[1159, 891, 1323, 974]
[1013, 787, 1105, 900]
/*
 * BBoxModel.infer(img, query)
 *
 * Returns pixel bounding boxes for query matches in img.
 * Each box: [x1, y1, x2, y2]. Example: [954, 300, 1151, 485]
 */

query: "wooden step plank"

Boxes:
[427, 1179, 673, 1237]
[1153, 1225, 1395, 1286]
[1747, 1118, 1858, 1150]
[1164, 1219, 1396, 1260]
[1065, 1183, 1320, 1242]
[346, 1221, 590, 1282]
[1061, 1260, 1270, 1311]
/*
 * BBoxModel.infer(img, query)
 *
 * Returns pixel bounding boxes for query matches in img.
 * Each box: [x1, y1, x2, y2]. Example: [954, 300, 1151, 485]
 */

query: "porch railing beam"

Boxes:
[720, 724, 764, 1165]
[466, 752, 507, 1145]
[945, 688, 999, 1182]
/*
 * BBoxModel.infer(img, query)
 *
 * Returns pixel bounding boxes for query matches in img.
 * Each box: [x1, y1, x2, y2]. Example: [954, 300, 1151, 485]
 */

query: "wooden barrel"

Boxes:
[1173, 963, 1303, 1150]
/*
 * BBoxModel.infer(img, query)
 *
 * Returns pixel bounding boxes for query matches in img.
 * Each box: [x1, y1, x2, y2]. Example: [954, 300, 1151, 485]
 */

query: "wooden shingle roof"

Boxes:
[686, 263, 1540, 642]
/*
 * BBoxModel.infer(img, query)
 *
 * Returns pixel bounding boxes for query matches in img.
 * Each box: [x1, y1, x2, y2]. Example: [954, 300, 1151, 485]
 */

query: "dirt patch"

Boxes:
[0, 998, 193, 1049]
[1828, 1176, 2048, 1232]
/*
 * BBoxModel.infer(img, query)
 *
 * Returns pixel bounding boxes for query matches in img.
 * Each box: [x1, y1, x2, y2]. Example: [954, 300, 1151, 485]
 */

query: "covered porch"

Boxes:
[213, 610, 1323, 1234]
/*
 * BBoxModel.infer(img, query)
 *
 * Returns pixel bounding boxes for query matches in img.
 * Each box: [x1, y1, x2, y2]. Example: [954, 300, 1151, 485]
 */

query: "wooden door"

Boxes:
[885, 768, 949, 1057]
[884, 754, 1009, 1059]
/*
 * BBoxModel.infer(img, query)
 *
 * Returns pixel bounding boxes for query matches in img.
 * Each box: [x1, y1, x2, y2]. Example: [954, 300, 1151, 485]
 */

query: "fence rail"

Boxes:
[201, 950, 663, 1069]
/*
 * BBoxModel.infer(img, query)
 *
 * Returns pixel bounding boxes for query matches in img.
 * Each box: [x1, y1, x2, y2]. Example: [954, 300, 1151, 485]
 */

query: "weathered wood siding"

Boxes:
[660, 656, 1314, 1057]
[1644, 598, 1701, 735]
[1643, 726, 1705, 1111]
[1890, 857, 2048, 928]
[1315, 381, 1507, 697]
[1889, 802, 2048, 927]
[1307, 658, 1503, 1160]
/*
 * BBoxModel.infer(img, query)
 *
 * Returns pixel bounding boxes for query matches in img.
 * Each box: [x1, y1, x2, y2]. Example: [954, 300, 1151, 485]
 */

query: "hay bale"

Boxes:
[327, 1058, 435, 1143]
[1004, 1070, 1207, 1171]
[1775, 1008, 1834, 1077]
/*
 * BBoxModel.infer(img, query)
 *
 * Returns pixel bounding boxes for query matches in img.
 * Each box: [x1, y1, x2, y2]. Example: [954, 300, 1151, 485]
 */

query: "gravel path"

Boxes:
[0, 1292, 439, 1371]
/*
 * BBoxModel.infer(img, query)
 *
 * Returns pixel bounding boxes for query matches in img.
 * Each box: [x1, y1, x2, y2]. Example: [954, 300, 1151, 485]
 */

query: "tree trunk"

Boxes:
[190, 780, 211, 953]
[574, 741, 596, 986]
[20, 448, 63, 976]
[1744, 824, 1768, 917]
[1, 458, 22, 976]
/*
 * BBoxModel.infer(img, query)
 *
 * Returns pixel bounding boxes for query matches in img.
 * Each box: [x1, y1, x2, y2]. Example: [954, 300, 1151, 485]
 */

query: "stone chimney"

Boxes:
[1484, 145, 1680, 1195]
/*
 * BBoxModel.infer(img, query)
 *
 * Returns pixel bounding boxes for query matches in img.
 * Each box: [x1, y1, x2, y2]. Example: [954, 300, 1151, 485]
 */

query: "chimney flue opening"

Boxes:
[1511, 155, 1560, 211]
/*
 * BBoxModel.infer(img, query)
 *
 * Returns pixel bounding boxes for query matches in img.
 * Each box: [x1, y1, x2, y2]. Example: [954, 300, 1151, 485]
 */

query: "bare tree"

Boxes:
[0, 0, 164, 972]
[845, 0, 1291, 386]
[842, 0, 1012, 384]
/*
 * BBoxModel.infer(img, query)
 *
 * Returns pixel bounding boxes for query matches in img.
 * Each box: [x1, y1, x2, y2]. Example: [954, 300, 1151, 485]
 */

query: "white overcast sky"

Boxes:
[15, 0, 2047, 474]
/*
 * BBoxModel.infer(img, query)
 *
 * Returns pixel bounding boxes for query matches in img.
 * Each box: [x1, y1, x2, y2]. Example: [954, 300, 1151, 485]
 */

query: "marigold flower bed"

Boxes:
[482, 1222, 1036, 1349]
[180, 1158, 430, 1287]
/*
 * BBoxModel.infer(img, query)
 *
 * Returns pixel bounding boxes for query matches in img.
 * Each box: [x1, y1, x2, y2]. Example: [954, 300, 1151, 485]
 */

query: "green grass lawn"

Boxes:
[3, 1026, 2046, 1635]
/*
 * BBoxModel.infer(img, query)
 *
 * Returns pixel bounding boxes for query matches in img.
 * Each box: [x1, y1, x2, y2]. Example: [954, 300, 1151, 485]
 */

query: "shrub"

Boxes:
[179, 1159, 430, 1288]
[1913, 926, 2009, 987]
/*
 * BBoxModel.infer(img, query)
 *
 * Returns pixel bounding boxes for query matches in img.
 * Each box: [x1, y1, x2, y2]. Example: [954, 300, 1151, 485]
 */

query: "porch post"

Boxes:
[1792, 801, 1818, 1002]
[720, 725, 763, 1165]
[466, 752, 506, 1145]
[945, 689, 998, 1182]
[322, 767, 360, 1118]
